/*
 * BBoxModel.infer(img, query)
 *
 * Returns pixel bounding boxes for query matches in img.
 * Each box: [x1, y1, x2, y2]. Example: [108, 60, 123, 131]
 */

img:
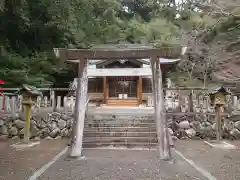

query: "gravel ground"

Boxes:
[175, 140, 240, 180]
[2, 139, 240, 180]
[0, 139, 68, 180]
[37, 149, 207, 180]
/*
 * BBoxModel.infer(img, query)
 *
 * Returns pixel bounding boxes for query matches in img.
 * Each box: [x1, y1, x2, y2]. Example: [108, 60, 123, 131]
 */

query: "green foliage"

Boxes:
[4, 0, 230, 87]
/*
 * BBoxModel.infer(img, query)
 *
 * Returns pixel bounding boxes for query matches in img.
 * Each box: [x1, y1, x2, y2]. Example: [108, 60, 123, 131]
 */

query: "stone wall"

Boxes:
[0, 112, 73, 141]
[168, 114, 240, 140]
[1, 111, 240, 141]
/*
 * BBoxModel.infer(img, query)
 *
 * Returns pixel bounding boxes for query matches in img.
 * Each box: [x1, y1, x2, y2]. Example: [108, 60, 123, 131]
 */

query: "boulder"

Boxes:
[234, 121, 240, 130]
[212, 123, 216, 130]
[40, 128, 50, 139]
[0, 119, 4, 126]
[66, 119, 73, 129]
[49, 122, 58, 131]
[223, 120, 234, 132]
[9, 126, 18, 136]
[185, 128, 196, 138]
[60, 128, 69, 137]
[49, 127, 60, 138]
[19, 129, 24, 135]
[45, 136, 54, 140]
[12, 136, 19, 140]
[178, 121, 190, 129]
[58, 120, 66, 130]
[168, 128, 174, 136]
[54, 136, 61, 140]
[30, 125, 39, 137]
[61, 114, 71, 121]
[230, 128, 240, 139]
[14, 119, 25, 129]
[190, 121, 201, 130]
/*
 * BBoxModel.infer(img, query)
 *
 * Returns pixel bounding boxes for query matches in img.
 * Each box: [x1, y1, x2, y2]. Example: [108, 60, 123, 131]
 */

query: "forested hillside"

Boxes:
[0, 0, 239, 87]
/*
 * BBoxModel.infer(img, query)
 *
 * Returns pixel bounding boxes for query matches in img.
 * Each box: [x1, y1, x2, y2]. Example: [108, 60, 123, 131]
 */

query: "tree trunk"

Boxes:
[150, 57, 171, 160]
[69, 59, 88, 157]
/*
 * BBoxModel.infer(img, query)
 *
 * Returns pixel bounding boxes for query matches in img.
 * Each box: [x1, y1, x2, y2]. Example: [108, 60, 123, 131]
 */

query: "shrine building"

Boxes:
[56, 44, 182, 106]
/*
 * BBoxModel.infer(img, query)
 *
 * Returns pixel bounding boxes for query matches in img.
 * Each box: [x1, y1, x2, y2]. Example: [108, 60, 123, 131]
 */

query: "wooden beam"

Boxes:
[87, 68, 152, 76]
[56, 47, 181, 60]
[103, 77, 107, 104]
[138, 76, 143, 105]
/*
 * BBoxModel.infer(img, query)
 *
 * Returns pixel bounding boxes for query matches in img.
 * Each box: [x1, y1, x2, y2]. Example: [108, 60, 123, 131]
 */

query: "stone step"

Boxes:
[86, 116, 154, 120]
[85, 123, 157, 128]
[84, 127, 156, 132]
[83, 137, 157, 143]
[85, 119, 155, 123]
[84, 131, 157, 137]
[83, 142, 158, 148]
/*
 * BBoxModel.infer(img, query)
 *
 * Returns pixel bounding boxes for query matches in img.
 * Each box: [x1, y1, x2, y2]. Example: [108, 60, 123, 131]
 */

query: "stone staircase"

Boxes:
[83, 114, 158, 148]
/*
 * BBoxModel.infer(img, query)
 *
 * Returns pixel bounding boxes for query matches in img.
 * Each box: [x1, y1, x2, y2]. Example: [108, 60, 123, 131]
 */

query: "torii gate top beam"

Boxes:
[53, 44, 185, 61]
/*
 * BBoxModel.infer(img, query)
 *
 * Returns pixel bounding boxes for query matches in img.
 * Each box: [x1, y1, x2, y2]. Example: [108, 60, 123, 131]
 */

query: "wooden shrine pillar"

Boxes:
[138, 76, 143, 104]
[150, 56, 171, 160]
[69, 59, 88, 157]
[103, 76, 107, 104]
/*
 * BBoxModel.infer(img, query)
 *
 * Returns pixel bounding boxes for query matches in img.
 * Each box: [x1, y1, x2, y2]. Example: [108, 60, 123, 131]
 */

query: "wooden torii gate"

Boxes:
[54, 44, 185, 160]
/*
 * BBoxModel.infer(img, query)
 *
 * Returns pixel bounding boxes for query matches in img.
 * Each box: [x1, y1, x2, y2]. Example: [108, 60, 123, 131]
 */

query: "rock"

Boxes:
[45, 136, 53, 140]
[58, 120, 66, 130]
[190, 121, 201, 130]
[30, 125, 39, 138]
[0, 119, 4, 126]
[228, 115, 240, 122]
[7, 121, 13, 129]
[49, 128, 60, 138]
[19, 129, 24, 135]
[60, 128, 69, 137]
[202, 121, 211, 127]
[34, 136, 40, 141]
[9, 127, 18, 136]
[212, 123, 217, 131]
[223, 120, 234, 132]
[230, 128, 240, 139]
[168, 128, 174, 136]
[40, 128, 50, 139]
[12, 136, 19, 140]
[178, 121, 190, 129]
[185, 128, 196, 138]
[172, 136, 178, 140]
[49, 122, 57, 131]
[14, 119, 25, 129]
[0, 125, 8, 135]
[37, 121, 47, 129]
[234, 121, 240, 130]
[55, 136, 61, 140]
[61, 114, 71, 121]
[66, 119, 73, 129]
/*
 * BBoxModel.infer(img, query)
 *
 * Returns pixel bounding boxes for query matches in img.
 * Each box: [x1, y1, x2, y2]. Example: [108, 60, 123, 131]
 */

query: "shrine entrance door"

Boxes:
[107, 76, 139, 106]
